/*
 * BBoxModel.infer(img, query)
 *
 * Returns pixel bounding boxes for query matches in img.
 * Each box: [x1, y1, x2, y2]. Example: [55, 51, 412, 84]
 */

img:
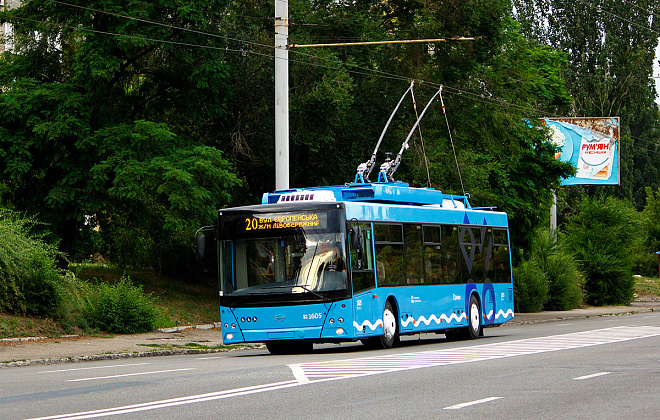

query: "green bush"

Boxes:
[0, 209, 62, 316]
[513, 259, 549, 313]
[530, 229, 584, 311]
[82, 277, 158, 334]
[565, 197, 641, 306]
[545, 251, 584, 310]
[640, 187, 660, 277]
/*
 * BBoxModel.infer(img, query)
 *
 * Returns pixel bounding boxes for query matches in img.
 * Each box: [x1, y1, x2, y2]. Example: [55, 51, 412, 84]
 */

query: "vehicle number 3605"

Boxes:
[302, 312, 323, 320]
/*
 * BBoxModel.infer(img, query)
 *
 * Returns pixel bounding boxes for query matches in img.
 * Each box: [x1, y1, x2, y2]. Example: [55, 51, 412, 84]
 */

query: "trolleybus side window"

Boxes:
[442, 225, 461, 284]
[404, 224, 424, 285]
[374, 224, 405, 287]
[350, 223, 375, 293]
[492, 228, 511, 283]
[459, 226, 484, 284]
[422, 225, 443, 284]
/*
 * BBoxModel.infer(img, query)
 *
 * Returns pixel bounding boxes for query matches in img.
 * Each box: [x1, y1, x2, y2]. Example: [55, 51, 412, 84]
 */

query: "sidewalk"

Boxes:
[1, 301, 658, 368]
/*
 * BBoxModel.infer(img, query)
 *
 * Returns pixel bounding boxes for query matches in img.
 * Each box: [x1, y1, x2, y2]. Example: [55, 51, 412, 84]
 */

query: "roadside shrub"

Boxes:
[565, 197, 640, 306]
[639, 187, 660, 277]
[0, 209, 62, 316]
[531, 229, 584, 311]
[82, 277, 158, 334]
[513, 259, 549, 313]
[545, 251, 584, 310]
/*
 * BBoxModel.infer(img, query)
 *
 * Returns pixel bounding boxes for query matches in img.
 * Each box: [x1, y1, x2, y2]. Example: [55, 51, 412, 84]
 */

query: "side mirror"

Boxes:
[350, 224, 364, 270]
[350, 225, 363, 253]
[195, 233, 206, 260]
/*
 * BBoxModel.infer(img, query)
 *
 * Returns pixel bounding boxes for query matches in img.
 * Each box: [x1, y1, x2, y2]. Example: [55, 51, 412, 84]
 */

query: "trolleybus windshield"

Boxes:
[219, 209, 349, 306]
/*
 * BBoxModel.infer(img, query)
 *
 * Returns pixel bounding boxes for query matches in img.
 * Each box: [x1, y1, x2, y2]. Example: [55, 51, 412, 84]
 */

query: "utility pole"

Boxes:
[274, 0, 289, 190]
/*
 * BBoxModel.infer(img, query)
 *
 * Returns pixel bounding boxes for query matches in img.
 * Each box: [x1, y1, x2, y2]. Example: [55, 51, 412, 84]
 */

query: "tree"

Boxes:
[0, 0, 240, 271]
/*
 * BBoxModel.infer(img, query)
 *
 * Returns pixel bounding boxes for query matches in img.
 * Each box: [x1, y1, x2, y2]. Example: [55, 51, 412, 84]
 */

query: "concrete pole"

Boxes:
[550, 190, 557, 231]
[274, 0, 289, 190]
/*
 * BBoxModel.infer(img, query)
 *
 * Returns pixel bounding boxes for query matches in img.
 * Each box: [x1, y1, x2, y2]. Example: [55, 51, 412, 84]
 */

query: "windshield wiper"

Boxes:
[258, 283, 331, 302]
[227, 291, 273, 308]
[292, 284, 331, 302]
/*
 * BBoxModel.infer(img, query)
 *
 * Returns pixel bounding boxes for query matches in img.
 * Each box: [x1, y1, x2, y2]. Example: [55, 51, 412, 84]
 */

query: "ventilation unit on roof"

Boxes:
[277, 190, 336, 203]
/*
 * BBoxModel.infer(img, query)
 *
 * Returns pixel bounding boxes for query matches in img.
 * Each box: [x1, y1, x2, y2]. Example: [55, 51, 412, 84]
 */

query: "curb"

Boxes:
[508, 307, 656, 326]
[0, 346, 263, 369]
[157, 323, 223, 333]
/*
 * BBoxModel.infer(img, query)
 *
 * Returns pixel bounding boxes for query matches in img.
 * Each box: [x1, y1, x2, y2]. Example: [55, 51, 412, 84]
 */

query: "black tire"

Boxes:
[266, 340, 313, 355]
[379, 300, 399, 349]
[362, 300, 399, 349]
[465, 294, 482, 340]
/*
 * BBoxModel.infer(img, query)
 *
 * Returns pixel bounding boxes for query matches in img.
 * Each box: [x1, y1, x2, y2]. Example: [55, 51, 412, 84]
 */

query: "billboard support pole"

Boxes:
[550, 190, 557, 232]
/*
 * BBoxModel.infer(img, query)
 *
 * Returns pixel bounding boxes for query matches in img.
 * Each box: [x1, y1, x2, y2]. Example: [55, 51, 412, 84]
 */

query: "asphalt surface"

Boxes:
[1, 301, 658, 368]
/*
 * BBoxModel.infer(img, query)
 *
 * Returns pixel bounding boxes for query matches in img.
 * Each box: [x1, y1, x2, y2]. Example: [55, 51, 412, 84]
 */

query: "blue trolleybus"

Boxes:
[213, 181, 514, 354]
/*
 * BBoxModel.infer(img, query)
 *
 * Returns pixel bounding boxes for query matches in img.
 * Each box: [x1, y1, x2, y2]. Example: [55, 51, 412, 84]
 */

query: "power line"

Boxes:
[6, 2, 558, 117]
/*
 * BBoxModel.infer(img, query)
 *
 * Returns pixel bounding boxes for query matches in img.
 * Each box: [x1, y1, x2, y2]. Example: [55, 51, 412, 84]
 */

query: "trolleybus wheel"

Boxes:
[466, 295, 482, 340]
[380, 300, 399, 349]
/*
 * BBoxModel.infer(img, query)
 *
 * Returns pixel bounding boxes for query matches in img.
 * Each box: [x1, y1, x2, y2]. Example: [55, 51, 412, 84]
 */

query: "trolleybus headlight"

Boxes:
[329, 318, 335, 324]
[338, 317, 344, 323]
[224, 323, 229, 329]
[246, 317, 251, 322]
[231, 323, 236, 329]
[241, 317, 245, 322]
[336, 328, 345, 335]
[226, 333, 234, 340]
[252, 317, 257, 322]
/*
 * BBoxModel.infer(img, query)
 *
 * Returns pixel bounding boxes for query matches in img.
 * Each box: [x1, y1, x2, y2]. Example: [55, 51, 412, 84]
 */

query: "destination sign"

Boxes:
[243, 212, 328, 232]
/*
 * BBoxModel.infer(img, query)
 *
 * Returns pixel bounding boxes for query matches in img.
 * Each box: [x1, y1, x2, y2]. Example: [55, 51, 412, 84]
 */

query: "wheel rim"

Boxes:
[470, 302, 480, 331]
[383, 308, 396, 340]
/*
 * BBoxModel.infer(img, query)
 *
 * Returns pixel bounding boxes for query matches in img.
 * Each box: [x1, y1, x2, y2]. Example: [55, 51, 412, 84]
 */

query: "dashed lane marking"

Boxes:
[443, 396, 502, 410]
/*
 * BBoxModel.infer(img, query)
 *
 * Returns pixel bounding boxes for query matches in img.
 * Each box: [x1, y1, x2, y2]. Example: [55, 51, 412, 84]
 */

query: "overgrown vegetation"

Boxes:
[0, 209, 62, 317]
[514, 228, 584, 313]
[565, 197, 641, 306]
[81, 277, 157, 334]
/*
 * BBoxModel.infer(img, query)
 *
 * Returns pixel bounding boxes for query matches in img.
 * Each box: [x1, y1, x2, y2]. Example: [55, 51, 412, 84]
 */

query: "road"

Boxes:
[3, 311, 660, 420]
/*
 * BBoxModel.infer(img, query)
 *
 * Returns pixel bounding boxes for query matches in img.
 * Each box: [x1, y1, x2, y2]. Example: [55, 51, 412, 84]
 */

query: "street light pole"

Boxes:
[274, 0, 289, 190]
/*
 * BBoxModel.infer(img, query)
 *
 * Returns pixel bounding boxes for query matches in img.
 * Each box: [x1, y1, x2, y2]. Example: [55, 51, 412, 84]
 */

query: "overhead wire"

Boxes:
[40, 0, 554, 117]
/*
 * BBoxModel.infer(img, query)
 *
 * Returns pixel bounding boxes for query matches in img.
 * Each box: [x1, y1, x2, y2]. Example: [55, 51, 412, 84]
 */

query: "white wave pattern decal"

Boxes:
[355, 309, 513, 331]
[353, 319, 383, 332]
[495, 309, 514, 319]
[400, 312, 467, 328]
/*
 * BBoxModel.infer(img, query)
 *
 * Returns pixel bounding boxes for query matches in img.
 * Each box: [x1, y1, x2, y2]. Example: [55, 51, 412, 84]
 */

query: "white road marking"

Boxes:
[443, 396, 502, 410]
[196, 356, 228, 360]
[26, 381, 301, 420]
[25, 326, 660, 419]
[573, 372, 612, 380]
[39, 363, 151, 374]
[289, 326, 660, 382]
[67, 368, 196, 382]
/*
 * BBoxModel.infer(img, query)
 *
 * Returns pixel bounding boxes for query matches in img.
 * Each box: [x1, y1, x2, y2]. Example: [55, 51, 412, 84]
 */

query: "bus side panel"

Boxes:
[352, 290, 382, 337]
[369, 284, 514, 335]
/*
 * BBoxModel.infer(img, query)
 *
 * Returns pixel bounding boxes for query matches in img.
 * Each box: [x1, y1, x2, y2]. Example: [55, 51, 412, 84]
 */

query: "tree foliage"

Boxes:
[565, 197, 641, 305]
[0, 0, 240, 274]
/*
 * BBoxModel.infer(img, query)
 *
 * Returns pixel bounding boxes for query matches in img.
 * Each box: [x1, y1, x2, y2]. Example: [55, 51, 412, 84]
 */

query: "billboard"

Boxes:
[542, 117, 620, 186]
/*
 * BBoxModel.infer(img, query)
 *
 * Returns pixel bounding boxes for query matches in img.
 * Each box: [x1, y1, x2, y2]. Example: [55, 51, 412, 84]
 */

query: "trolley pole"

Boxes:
[274, 0, 289, 190]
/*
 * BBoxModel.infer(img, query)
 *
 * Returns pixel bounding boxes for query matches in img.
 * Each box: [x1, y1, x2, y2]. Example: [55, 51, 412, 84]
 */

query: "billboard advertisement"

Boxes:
[542, 117, 620, 186]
